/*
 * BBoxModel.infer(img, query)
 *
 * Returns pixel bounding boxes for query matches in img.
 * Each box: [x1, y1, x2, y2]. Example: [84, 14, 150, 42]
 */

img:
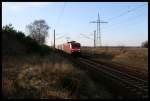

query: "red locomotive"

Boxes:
[57, 41, 81, 54]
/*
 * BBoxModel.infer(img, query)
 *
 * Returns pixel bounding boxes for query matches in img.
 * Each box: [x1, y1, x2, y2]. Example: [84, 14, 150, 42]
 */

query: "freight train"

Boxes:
[56, 41, 81, 55]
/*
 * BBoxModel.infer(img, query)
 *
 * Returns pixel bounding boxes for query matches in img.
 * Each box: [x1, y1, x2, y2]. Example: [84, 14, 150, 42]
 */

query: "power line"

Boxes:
[55, 2, 67, 28]
[115, 11, 145, 26]
[53, 3, 67, 45]
[101, 4, 147, 33]
[80, 32, 96, 48]
[80, 33, 94, 40]
[54, 29, 55, 49]
[56, 34, 67, 40]
[55, 33, 67, 37]
[102, 12, 146, 33]
[107, 4, 146, 22]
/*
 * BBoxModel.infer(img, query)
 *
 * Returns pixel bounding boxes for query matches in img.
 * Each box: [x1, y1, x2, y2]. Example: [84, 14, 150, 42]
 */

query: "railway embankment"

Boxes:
[2, 26, 114, 99]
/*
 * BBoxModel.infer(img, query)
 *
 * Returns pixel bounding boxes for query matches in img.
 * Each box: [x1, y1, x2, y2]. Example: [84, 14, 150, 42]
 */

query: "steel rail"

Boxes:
[77, 57, 148, 98]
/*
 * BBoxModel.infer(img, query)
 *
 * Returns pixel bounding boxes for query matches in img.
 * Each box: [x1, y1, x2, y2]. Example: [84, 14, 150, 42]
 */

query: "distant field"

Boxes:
[81, 47, 148, 79]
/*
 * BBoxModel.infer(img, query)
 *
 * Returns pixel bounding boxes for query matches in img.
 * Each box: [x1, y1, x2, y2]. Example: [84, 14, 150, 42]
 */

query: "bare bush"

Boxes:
[141, 41, 148, 48]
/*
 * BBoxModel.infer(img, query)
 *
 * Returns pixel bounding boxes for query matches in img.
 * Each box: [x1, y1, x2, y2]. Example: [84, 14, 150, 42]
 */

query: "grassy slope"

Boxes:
[2, 28, 78, 99]
[2, 54, 79, 99]
[2, 27, 114, 99]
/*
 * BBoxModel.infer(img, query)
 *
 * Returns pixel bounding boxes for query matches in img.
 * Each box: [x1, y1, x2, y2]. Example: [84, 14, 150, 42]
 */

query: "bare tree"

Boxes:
[26, 20, 50, 45]
[141, 41, 148, 48]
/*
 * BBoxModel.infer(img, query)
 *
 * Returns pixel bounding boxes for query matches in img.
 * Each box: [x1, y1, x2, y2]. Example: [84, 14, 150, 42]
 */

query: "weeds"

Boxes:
[2, 53, 84, 99]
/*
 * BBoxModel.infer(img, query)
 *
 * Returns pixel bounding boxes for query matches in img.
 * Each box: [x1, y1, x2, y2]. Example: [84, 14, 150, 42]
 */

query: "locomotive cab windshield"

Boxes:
[72, 43, 80, 48]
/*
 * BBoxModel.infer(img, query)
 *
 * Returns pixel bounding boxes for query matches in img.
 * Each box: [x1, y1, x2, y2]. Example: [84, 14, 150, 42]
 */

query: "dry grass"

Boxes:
[2, 25, 115, 99]
[2, 52, 115, 99]
[81, 47, 148, 79]
[82, 47, 148, 69]
[2, 54, 81, 99]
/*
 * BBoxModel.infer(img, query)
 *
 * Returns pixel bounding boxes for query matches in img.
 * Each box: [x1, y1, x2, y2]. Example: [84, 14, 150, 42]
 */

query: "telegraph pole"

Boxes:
[51, 41, 53, 47]
[94, 30, 96, 48]
[90, 12, 108, 47]
[54, 29, 55, 49]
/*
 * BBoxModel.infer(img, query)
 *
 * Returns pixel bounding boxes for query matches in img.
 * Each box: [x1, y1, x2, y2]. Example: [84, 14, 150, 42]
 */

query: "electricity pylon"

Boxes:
[90, 13, 108, 47]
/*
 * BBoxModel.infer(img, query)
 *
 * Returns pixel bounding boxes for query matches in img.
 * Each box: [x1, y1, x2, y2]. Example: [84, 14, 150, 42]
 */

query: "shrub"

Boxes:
[2, 24, 52, 56]
[141, 41, 148, 48]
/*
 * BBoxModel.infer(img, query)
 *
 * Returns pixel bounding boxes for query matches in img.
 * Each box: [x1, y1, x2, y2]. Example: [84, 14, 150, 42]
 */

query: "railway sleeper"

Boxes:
[77, 58, 148, 99]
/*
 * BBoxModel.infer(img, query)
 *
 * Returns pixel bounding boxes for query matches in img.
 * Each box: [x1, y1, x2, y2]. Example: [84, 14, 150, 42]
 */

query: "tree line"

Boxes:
[2, 19, 148, 48]
[2, 20, 52, 56]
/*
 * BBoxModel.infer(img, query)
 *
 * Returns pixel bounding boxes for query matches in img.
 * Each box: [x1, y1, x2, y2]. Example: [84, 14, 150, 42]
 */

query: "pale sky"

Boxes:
[2, 2, 148, 46]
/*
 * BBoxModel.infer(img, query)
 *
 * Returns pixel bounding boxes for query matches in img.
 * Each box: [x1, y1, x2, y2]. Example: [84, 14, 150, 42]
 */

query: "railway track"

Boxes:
[81, 54, 148, 80]
[77, 57, 148, 99]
